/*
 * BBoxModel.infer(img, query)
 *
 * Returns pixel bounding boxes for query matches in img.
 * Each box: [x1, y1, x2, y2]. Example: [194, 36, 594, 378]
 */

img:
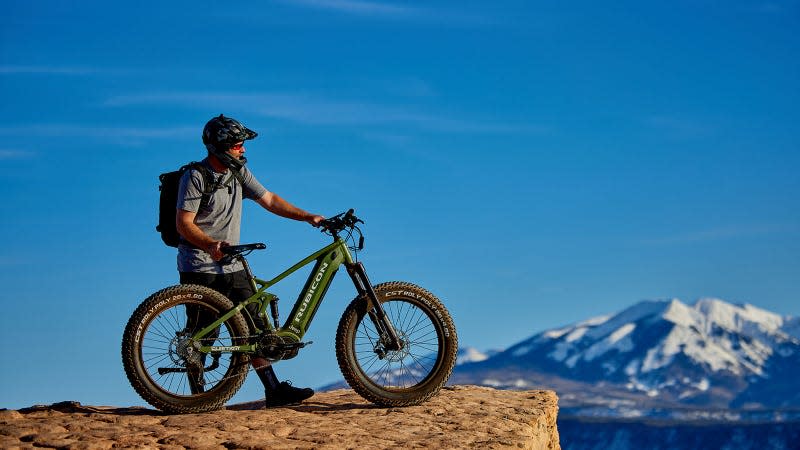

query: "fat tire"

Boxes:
[121, 284, 250, 414]
[335, 282, 458, 407]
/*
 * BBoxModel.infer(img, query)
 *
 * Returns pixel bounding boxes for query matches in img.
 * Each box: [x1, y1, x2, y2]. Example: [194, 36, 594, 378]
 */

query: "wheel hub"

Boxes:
[169, 332, 202, 367]
[383, 331, 410, 362]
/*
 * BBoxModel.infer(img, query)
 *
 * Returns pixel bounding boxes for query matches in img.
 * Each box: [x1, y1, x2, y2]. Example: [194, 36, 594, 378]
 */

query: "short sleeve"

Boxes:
[176, 169, 205, 212]
[240, 166, 268, 200]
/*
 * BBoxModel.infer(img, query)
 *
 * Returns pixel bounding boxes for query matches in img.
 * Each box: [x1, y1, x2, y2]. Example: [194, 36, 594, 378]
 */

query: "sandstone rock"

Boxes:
[1, 386, 560, 449]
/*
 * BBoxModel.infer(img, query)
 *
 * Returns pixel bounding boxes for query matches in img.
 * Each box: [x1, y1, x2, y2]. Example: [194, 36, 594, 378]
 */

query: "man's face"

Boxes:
[228, 141, 245, 160]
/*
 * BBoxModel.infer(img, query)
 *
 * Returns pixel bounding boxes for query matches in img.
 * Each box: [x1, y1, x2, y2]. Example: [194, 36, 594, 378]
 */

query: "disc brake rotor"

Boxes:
[383, 331, 410, 362]
[169, 332, 202, 367]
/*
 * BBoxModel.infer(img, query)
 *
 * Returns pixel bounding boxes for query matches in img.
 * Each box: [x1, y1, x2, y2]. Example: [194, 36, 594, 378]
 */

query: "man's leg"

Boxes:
[228, 270, 314, 406]
[179, 272, 222, 394]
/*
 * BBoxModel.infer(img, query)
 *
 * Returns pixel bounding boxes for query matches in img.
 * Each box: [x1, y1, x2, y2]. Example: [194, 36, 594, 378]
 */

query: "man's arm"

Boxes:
[256, 191, 325, 226]
[176, 209, 227, 260]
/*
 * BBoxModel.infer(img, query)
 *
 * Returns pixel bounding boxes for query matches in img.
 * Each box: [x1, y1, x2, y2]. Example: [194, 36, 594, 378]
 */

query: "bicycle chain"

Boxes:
[179, 334, 277, 389]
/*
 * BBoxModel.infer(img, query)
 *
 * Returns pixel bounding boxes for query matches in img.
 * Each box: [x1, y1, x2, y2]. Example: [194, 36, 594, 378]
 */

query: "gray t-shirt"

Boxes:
[176, 158, 268, 274]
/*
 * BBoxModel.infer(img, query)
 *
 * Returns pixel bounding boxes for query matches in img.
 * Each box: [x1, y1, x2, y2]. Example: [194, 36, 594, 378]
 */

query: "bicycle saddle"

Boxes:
[221, 243, 267, 257]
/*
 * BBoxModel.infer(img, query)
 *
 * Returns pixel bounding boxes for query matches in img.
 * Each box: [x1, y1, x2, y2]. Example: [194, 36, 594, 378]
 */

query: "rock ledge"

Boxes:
[1, 385, 559, 449]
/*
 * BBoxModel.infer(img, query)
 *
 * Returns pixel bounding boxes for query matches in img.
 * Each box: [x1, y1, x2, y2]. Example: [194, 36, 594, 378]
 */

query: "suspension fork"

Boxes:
[345, 262, 403, 351]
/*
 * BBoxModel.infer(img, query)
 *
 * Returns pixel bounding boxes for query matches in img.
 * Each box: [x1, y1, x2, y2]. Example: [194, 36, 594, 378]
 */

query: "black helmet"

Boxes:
[202, 114, 258, 170]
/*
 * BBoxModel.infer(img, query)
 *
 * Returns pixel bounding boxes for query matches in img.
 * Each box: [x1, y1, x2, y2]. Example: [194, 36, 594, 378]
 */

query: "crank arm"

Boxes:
[281, 341, 313, 351]
[157, 353, 221, 375]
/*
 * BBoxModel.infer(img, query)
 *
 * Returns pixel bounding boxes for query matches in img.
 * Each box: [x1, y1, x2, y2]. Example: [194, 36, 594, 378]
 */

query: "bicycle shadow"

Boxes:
[16, 401, 165, 416]
[15, 399, 381, 416]
[228, 400, 380, 412]
[286, 401, 381, 412]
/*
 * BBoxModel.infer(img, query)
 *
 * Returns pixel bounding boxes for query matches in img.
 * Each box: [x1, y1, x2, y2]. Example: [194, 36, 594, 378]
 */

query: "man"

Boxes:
[176, 114, 323, 407]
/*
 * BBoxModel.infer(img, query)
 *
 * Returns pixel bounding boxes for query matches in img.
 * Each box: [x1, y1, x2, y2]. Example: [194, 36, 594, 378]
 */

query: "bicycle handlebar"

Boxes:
[220, 210, 363, 266]
[320, 208, 363, 234]
[320, 209, 365, 251]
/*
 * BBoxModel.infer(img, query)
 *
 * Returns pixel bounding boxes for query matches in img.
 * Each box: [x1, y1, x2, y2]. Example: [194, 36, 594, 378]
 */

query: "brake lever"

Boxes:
[352, 225, 365, 250]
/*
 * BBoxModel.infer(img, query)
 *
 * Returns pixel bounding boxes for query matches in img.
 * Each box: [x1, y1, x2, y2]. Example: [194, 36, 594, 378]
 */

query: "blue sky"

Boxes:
[1, 0, 798, 409]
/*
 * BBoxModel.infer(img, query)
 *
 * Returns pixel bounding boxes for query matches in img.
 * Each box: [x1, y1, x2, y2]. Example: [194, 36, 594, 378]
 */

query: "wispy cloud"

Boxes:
[642, 223, 797, 245]
[286, 0, 415, 17]
[644, 115, 717, 139]
[0, 125, 196, 140]
[0, 66, 97, 75]
[0, 149, 36, 160]
[740, 1, 795, 14]
[103, 91, 547, 135]
[276, 0, 494, 25]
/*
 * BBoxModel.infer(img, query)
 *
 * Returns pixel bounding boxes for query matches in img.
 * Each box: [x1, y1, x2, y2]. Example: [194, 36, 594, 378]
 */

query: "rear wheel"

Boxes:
[121, 284, 250, 413]
[336, 282, 458, 406]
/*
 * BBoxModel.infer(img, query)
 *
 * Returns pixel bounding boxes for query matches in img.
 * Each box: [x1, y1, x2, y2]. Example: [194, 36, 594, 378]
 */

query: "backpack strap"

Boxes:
[225, 168, 246, 190]
[185, 162, 246, 209]
[185, 162, 217, 210]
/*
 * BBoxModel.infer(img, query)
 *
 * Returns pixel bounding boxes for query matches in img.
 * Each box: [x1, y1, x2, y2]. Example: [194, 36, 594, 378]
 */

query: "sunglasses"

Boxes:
[230, 142, 244, 150]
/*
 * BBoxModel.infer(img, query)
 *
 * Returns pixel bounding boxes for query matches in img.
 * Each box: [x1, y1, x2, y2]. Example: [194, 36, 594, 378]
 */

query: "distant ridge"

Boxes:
[450, 298, 800, 416]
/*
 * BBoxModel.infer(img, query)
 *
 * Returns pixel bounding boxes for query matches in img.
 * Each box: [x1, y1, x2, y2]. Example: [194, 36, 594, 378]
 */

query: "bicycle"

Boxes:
[122, 209, 458, 413]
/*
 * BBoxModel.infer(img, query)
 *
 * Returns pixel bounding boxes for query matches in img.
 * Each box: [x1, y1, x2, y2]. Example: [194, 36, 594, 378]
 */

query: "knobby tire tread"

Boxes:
[121, 284, 250, 414]
[335, 281, 458, 407]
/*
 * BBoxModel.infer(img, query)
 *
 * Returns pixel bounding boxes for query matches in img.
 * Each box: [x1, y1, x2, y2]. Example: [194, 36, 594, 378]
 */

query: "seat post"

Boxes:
[237, 255, 257, 290]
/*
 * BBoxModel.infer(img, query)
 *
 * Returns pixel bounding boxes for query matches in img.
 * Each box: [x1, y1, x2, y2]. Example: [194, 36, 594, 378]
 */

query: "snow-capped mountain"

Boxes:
[456, 347, 501, 365]
[451, 298, 800, 410]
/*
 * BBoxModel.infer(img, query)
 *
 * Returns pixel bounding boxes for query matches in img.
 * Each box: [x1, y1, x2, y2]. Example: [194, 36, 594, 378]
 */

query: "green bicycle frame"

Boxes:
[192, 238, 354, 354]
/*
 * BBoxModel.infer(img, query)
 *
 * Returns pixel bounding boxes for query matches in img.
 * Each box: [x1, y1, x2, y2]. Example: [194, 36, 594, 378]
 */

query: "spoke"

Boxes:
[399, 357, 421, 387]
[359, 353, 381, 373]
[142, 337, 172, 347]
[410, 344, 439, 355]
[409, 328, 437, 343]
[407, 350, 433, 375]
[353, 298, 447, 389]
[404, 311, 431, 337]
[396, 301, 413, 332]
[358, 321, 378, 348]
[178, 371, 188, 395]
[149, 319, 175, 344]
[169, 305, 185, 331]
[164, 371, 176, 394]
[143, 353, 172, 365]
[163, 305, 186, 334]
[374, 360, 393, 386]
[145, 353, 172, 372]
[355, 350, 379, 356]
[398, 303, 420, 331]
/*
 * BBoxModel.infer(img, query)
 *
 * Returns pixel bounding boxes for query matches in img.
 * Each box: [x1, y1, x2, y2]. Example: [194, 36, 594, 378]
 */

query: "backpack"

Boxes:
[156, 162, 215, 247]
[157, 161, 248, 247]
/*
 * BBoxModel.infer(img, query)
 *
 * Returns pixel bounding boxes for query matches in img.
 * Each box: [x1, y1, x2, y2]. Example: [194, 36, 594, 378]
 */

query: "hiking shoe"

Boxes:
[265, 381, 314, 407]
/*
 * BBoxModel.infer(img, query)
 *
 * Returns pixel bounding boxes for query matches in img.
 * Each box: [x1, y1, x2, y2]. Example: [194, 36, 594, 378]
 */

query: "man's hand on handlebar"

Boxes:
[319, 209, 363, 234]
[306, 214, 326, 228]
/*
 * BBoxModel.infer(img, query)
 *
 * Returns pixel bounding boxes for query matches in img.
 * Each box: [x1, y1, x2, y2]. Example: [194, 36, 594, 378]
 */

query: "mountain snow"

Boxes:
[526, 298, 795, 378]
[456, 347, 501, 365]
[456, 347, 489, 365]
[475, 297, 800, 406]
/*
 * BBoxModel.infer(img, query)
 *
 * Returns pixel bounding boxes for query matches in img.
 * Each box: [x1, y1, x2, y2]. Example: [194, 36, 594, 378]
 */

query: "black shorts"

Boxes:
[179, 270, 265, 329]
[179, 270, 255, 302]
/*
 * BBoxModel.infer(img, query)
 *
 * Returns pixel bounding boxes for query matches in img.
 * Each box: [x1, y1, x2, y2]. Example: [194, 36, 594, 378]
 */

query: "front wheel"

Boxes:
[336, 282, 458, 406]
